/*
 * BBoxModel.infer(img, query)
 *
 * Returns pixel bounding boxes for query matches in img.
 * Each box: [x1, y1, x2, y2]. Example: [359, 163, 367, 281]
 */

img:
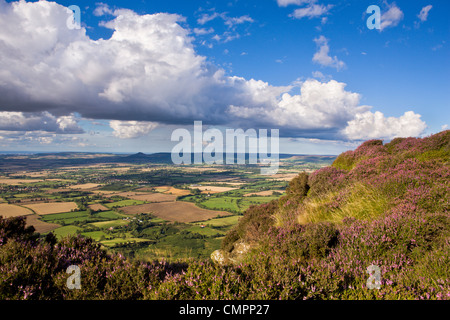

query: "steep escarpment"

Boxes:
[212, 130, 449, 299]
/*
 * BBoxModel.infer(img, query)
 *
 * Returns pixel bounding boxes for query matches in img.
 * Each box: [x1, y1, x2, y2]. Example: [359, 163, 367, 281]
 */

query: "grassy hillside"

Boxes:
[0, 131, 448, 300]
[219, 130, 449, 299]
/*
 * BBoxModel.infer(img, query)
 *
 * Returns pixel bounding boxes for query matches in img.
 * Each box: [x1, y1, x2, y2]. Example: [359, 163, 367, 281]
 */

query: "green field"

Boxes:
[239, 196, 279, 210]
[200, 197, 240, 211]
[52, 225, 82, 238]
[101, 237, 154, 247]
[40, 210, 124, 225]
[197, 195, 278, 213]
[194, 215, 241, 227]
[81, 230, 109, 241]
[95, 211, 124, 220]
[90, 219, 129, 229]
[104, 200, 146, 208]
[40, 210, 90, 223]
[185, 225, 226, 236]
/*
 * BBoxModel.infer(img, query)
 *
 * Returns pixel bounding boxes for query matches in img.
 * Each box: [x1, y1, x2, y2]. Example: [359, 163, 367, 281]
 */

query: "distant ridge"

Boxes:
[0, 151, 337, 170]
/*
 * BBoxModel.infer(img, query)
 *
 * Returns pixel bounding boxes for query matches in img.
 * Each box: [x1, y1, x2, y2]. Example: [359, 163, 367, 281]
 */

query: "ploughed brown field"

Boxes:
[0, 205, 60, 233]
[101, 192, 177, 202]
[120, 202, 231, 223]
[88, 203, 109, 211]
[127, 193, 177, 202]
[25, 214, 60, 233]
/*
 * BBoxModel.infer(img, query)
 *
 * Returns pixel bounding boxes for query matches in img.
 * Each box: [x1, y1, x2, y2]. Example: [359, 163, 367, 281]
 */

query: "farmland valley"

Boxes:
[0, 152, 335, 261]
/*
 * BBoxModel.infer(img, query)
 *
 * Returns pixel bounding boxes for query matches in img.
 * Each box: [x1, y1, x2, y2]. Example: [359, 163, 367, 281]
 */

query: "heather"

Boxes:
[218, 130, 449, 299]
[0, 131, 449, 300]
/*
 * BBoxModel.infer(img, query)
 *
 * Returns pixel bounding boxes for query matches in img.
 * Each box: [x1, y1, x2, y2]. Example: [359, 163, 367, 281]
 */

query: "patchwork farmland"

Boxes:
[0, 153, 333, 260]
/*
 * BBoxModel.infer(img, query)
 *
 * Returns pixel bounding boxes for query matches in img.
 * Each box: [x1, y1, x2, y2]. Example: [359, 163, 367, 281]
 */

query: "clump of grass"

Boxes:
[297, 183, 389, 225]
[332, 150, 356, 171]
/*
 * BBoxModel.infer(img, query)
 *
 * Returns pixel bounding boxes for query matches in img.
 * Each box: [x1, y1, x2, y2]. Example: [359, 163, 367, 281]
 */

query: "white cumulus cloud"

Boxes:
[380, 3, 404, 31]
[342, 111, 427, 140]
[193, 27, 214, 35]
[290, 4, 332, 19]
[223, 15, 254, 29]
[0, 0, 427, 142]
[417, 5, 432, 22]
[0, 112, 83, 133]
[0, 1, 260, 126]
[228, 79, 370, 135]
[277, 0, 314, 7]
[93, 2, 114, 17]
[312, 36, 345, 70]
[110, 120, 159, 139]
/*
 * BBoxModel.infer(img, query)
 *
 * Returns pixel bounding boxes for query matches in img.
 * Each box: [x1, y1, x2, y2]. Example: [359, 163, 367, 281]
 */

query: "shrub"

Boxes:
[0, 240, 60, 299]
[221, 228, 239, 253]
[286, 172, 309, 198]
[308, 166, 347, 197]
[236, 200, 277, 242]
[0, 216, 37, 245]
[332, 150, 356, 171]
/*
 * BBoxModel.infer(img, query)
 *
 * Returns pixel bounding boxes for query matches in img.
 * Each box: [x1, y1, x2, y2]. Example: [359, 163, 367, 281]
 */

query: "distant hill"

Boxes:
[0, 151, 336, 170]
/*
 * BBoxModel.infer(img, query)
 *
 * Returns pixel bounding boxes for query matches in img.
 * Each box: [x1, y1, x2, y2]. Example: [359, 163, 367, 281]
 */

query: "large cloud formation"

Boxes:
[343, 111, 427, 140]
[0, 0, 426, 141]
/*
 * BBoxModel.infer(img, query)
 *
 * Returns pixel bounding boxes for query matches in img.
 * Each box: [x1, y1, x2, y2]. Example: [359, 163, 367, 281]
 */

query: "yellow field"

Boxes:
[11, 170, 51, 177]
[243, 190, 285, 197]
[128, 193, 177, 202]
[68, 183, 102, 189]
[192, 186, 237, 193]
[223, 182, 246, 186]
[166, 187, 191, 196]
[22, 202, 79, 215]
[154, 186, 191, 196]
[0, 178, 44, 185]
[101, 191, 140, 198]
[267, 173, 299, 181]
[0, 204, 34, 217]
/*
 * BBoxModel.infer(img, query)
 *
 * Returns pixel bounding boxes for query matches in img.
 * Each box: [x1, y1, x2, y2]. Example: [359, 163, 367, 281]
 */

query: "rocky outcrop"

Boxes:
[210, 240, 252, 266]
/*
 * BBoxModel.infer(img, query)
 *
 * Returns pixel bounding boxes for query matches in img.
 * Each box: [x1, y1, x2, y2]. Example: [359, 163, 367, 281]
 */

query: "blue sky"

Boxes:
[0, 0, 448, 154]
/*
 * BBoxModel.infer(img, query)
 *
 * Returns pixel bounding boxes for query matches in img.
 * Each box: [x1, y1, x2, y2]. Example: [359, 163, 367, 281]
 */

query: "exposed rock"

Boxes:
[211, 249, 228, 266]
[211, 240, 252, 266]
